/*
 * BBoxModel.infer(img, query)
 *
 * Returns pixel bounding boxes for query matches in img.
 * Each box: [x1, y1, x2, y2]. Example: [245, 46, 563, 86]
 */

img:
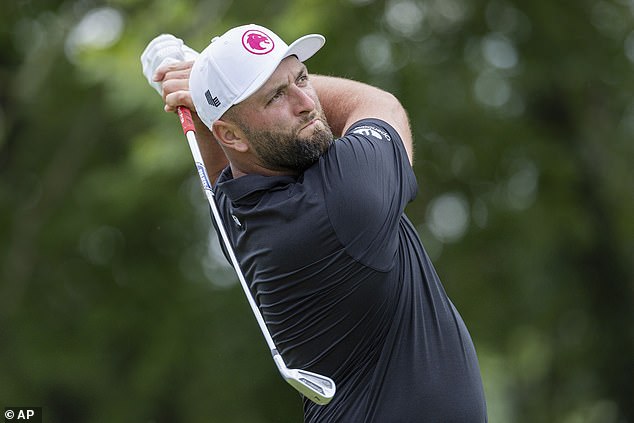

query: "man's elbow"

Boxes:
[386, 94, 414, 164]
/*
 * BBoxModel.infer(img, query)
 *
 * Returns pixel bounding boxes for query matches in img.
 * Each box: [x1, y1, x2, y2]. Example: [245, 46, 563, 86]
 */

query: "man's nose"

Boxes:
[290, 85, 316, 115]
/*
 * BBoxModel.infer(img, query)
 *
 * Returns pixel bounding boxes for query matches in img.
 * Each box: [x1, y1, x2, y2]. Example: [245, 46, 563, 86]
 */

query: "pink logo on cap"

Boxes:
[242, 30, 275, 55]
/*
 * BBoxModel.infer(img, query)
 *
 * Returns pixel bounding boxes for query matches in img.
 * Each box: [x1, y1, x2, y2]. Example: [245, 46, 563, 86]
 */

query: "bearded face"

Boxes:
[237, 111, 334, 173]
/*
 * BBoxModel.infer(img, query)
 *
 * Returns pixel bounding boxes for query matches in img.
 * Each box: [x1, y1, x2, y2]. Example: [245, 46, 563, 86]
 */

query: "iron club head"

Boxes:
[273, 350, 336, 405]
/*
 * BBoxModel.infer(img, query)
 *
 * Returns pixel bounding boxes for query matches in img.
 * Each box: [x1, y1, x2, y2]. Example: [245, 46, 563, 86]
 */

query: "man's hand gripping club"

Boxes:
[141, 34, 228, 183]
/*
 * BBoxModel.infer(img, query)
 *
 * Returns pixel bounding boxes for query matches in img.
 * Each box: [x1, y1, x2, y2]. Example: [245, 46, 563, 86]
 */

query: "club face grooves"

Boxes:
[299, 377, 325, 395]
[283, 369, 336, 405]
[286, 374, 336, 405]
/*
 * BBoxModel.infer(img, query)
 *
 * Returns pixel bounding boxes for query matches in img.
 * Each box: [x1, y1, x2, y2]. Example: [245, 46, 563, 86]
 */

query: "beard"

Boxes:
[240, 112, 334, 173]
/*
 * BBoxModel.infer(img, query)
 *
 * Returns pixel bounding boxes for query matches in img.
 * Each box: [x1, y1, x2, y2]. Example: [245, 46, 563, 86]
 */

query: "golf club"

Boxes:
[176, 106, 336, 405]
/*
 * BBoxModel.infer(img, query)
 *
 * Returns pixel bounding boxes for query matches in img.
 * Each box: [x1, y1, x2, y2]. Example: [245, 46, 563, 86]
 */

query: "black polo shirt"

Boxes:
[213, 119, 487, 422]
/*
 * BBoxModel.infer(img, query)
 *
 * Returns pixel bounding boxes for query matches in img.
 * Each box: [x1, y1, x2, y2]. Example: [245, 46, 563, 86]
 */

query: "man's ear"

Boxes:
[211, 120, 249, 153]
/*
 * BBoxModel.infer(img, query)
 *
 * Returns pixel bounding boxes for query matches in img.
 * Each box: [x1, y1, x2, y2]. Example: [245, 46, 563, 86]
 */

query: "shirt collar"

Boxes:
[216, 167, 298, 205]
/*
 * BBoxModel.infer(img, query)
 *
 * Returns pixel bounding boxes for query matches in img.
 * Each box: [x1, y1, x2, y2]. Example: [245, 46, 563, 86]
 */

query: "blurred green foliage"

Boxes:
[1, 0, 632, 422]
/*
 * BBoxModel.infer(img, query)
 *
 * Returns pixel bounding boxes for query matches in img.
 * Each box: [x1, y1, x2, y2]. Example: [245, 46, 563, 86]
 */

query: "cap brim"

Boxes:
[285, 34, 326, 62]
[234, 34, 325, 104]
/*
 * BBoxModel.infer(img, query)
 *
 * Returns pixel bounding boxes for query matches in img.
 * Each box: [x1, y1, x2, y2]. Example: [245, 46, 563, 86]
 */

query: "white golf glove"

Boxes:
[140, 34, 199, 95]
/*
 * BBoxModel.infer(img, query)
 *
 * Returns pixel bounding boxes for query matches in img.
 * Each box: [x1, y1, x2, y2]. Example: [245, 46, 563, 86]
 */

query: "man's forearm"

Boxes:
[311, 75, 413, 163]
[311, 75, 365, 136]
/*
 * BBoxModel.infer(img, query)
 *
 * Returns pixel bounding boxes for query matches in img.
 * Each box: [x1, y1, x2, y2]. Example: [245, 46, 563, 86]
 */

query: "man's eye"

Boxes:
[269, 90, 283, 103]
[297, 74, 308, 85]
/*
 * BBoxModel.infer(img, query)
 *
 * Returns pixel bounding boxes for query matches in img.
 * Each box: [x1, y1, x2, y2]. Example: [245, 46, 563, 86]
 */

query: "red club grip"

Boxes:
[177, 107, 196, 134]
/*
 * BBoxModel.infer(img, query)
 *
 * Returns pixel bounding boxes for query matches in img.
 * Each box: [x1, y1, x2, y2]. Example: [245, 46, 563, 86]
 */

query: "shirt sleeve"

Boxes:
[319, 118, 418, 271]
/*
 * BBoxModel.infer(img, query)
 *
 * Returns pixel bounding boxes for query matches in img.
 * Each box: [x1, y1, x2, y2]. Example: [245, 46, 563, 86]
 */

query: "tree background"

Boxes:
[1, 0, 632, 422]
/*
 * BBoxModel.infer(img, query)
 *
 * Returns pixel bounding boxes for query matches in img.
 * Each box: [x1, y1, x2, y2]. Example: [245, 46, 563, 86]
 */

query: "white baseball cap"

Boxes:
[190, 24, 325, 129]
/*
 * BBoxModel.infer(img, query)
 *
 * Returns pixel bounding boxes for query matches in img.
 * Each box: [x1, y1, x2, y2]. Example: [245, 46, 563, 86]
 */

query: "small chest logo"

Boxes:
[231, 214, 243, 228]
[242, 30, 275, 55]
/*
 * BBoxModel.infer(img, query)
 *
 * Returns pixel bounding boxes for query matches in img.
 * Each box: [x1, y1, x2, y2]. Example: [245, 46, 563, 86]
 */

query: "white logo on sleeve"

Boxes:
[351, 125, 391, 141]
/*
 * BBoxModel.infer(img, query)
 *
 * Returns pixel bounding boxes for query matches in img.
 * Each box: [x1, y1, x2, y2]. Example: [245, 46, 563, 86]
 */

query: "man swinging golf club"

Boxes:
[141, 24, 488, 422]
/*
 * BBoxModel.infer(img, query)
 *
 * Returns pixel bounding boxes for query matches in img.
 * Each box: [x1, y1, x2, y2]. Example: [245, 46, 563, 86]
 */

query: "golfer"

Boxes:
[146, 24, 487, 422]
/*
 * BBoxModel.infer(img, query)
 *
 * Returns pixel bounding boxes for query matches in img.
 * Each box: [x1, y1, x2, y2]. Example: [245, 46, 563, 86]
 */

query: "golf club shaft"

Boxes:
[176, 106, 278, 353]
[174, 107, 336, 405]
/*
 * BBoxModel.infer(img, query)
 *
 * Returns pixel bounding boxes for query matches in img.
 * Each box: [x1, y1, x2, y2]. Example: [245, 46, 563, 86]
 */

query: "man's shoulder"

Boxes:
[344, 118, 398, 143]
